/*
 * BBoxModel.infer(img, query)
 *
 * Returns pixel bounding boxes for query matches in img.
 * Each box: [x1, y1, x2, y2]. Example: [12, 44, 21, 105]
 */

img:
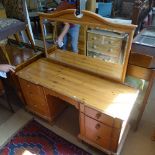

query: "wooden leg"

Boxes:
[0, 43, 11, 64]
[25, 25, 35, 50]
[14, 33, 21, 43]
[1, 77, 14, 113]
[51, 21, 57, 41]
[0, 79, 4, 95]
[4, 90, 14, 113]
[135, 70, 155, 131]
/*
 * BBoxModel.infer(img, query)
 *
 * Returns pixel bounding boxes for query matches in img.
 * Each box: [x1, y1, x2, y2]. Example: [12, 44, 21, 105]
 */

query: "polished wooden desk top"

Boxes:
[17, 58, 138, 121]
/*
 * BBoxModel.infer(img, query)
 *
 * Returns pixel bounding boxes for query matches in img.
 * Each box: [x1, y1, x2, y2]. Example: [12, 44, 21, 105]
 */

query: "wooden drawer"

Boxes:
[19, 78, 51, 118]
[85, 107, 122, 128]
[87, 50, 119, 63]
[87, 33, 122, 47]
[87, 32, 123, 59]
[87, 44, 121, 58]
[85, 116, 120, 151]
[85, 116, 113, 150]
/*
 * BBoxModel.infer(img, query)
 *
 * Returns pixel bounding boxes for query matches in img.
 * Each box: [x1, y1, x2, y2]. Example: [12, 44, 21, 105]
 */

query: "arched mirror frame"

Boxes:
[39, 9, 136, 82]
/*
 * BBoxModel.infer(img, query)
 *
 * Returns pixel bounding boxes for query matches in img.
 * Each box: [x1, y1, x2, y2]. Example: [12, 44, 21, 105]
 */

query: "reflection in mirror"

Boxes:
[27, 0, 58, 49]
[86, 28, 129, 64]
[42, 20, 129, 65]
[42, 20, 87, 56]
[54, 22, 81, 53]
[39, 10, 136, 82]
[41, 19, 57, 51]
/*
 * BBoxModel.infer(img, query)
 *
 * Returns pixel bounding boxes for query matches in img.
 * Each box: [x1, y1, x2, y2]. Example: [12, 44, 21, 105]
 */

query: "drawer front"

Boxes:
[85, 116, 113, 149]
[87, 50, 119, 63]
[85, 107, 114, 126]
[19, 78, 50, 116]
[85, 107, 122, 128]
[87, 41, 121, 57]
[87, 32, 122, 58]
[87, 33, 122, 47]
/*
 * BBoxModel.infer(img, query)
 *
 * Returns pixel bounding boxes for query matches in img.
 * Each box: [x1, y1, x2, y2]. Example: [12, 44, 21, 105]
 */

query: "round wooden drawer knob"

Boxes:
[96, 113, 101, 119]
[95, 123, 101, 129]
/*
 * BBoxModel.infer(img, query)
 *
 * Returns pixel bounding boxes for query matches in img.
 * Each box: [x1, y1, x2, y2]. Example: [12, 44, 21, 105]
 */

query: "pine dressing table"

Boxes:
[16, 10, 138, 155]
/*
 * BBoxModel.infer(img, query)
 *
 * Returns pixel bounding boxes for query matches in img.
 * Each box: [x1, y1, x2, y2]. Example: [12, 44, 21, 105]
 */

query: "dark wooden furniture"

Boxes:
[0, 76, 14, 112]
[29, 11, 40, 36]
[0, 0, 35, 64]
[113, 0, 153, 34]
[87, 0, 153, 35]
[127, 27, 155, 130]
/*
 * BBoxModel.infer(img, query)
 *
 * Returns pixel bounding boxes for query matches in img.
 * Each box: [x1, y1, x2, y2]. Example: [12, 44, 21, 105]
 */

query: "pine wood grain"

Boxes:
[16, 58, 138, 121]
[49, 50, 123, 81]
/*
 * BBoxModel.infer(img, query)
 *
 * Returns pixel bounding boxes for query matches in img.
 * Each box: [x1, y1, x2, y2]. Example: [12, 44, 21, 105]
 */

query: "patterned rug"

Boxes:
[0, 120, 91, 155]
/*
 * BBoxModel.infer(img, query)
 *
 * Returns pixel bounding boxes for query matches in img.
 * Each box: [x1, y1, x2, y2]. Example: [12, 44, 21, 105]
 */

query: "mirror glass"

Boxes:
[39, 10, 136, 82]
[42, 20, 129, 65]
[27, 0, 58, 48]
[27, 0, 130, 53]
[86, 28, 129, 64]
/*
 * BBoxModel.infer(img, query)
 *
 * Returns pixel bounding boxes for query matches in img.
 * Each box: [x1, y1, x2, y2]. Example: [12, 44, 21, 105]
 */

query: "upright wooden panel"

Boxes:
[39, 9, 136, 82]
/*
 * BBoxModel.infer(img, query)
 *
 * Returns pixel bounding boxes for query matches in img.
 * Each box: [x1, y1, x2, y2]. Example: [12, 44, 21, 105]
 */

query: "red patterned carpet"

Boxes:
[0, 120, 91, 155]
